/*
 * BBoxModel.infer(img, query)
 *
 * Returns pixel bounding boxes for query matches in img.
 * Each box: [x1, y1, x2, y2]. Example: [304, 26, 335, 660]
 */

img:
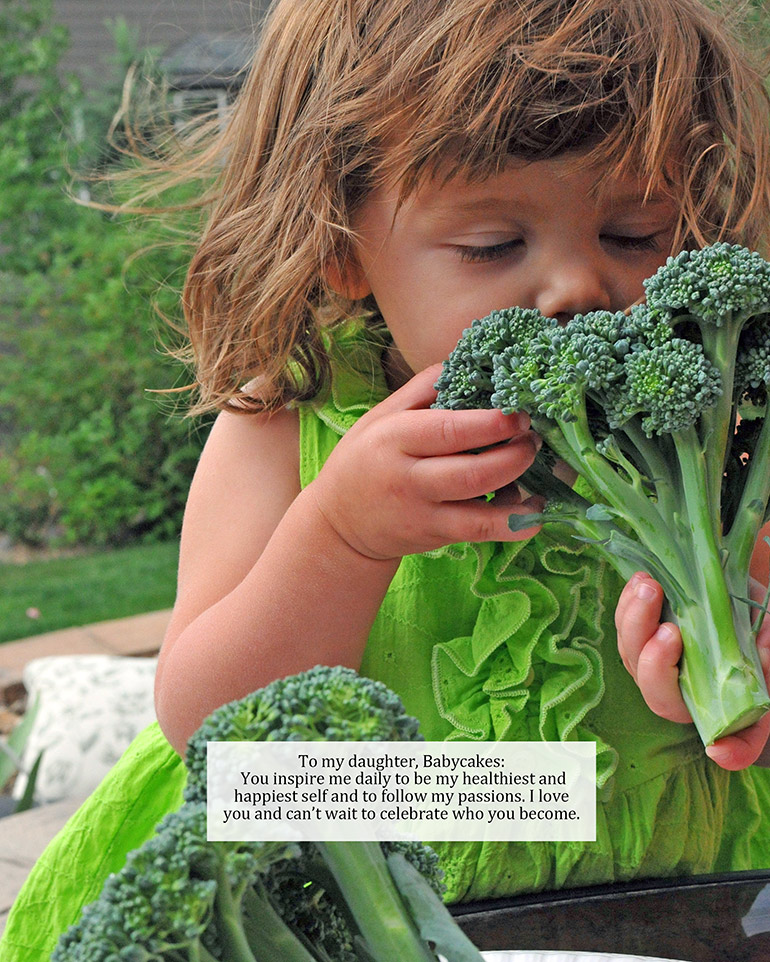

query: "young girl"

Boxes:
[4, 0, 770, 957]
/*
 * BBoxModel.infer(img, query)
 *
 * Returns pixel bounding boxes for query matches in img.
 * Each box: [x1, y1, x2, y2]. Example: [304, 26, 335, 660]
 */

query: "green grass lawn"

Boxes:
[0, 541, 179, 644]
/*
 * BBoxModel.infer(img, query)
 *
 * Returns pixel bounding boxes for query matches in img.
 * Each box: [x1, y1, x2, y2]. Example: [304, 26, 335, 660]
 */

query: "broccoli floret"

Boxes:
[52, 803, 312, 962]
[186, 666, 467, 962]
[185, 665, 421, 804]
[735, 325, 770, 404]
[644, 242, 770, 327]
[54, 667, 482, 962]
[621, 335, 723, 436]
[432, 307, 552, 409]
[435, 243, 770, 746]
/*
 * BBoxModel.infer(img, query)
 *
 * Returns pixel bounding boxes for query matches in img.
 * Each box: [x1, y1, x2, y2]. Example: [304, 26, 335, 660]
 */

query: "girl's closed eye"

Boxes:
[456, 230, 671, 264]
[457, 238, 523, 263]
[601, 230, 669, 253]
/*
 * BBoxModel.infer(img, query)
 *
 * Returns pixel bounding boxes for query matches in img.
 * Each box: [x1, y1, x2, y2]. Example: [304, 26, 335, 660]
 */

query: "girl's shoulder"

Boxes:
[195, 404, 301, 497]
[165, 405, 301, 646]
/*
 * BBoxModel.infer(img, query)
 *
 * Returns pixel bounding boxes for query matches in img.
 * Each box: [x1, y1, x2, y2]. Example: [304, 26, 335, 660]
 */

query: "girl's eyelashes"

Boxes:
[455, 230, 668, 264]
[456, 239, 523, 263]
[600, 231, 666, 252]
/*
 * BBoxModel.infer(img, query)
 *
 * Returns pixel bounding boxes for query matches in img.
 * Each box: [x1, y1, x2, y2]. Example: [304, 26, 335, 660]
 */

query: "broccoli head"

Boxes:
[52, 803, 308, 962]
[435, 243, 770, 746]
[432, 307, 550, 409]
[185, 665, 421, 804]
[54, 667, 484, 962]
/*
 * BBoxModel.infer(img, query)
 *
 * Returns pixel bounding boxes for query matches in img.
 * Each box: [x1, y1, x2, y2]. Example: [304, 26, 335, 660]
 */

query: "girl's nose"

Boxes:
[534, 258, 612, 323]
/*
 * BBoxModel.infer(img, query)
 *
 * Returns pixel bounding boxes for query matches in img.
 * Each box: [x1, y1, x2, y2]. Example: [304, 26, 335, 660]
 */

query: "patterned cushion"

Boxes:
[12, 655, 157, 804]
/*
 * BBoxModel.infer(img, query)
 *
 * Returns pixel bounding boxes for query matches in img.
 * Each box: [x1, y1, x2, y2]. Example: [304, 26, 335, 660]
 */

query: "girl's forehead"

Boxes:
[378, 148, 674, 212]
[354, 153, 679, 245]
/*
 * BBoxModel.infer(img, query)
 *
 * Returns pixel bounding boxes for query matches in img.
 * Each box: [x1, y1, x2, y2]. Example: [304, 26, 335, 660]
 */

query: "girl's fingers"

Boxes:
[363, 365, 533, 457]
[758, 626, 770, 681]
[398, 407, 533, 458]
[364, 363, 446, 416]
[401, 363, 451, 408]
[613, 571, 643, 631]
[366, 363, 465, 421]
[503, 498, 547, 539]
[432, 495, 545, 545]
[615, 573, 665, 677]
[616, 573, 690, 723]
[705, 711, 770, 770]
[409, 434, 540, 501]
[635, 623, 692, 724]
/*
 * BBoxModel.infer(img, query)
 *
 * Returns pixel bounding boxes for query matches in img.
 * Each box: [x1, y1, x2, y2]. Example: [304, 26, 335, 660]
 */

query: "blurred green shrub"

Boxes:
[0, 0, 211, 546]
[0, 241, 210, 546]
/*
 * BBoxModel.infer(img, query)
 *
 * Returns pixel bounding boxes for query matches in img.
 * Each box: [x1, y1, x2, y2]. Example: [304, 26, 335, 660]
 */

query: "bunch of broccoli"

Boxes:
[52, 665, 485, 962]
[434, 242, 770, 747]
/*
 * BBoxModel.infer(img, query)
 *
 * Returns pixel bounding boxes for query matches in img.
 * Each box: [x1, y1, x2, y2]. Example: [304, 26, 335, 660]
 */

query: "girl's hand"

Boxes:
[309, 364, 545, 560]
[615, 571, 770, 770]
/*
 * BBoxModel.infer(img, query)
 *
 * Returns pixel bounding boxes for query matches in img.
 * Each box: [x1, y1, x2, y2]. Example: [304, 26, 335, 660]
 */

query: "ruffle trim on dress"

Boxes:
[428, 533, 619, 791]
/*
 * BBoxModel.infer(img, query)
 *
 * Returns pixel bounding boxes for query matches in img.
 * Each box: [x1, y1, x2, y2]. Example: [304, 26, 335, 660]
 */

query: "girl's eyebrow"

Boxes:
[606, 191, 674, 208]
[422, 195, 523, 222]
[597, 180, 678, 210]
[424, 191, 674, 225]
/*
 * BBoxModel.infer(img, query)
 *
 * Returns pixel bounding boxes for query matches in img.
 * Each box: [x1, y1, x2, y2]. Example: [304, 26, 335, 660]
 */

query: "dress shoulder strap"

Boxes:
[297, 318, 391, 487]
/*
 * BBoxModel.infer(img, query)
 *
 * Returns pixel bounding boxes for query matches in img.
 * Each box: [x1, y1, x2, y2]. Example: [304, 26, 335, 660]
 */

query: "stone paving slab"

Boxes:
[0, 795, 86, 934]
[0, 609, 170, 697]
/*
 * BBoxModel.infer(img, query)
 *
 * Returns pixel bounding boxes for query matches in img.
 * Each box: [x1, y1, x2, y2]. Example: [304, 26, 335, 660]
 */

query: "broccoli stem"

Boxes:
[672, 426, 770, 744]
[240, 886, 323, 962]
[698, 319, 743, 503]
[725, 408, 770, 577]
[210, 861, 259, 962]
[317, 842, 437, 962]
[526, 415, 691, 597]
[675, 599, 770, 743]
[188, 943, 220, 962]
[556, 413, 689, 581]
[540, 406, 770, 745]
[517, 455, 594, 512]
[618, 419, 678, 520]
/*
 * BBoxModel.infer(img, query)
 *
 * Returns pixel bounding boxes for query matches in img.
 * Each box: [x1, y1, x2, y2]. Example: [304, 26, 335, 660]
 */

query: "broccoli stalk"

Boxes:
[54, 666, 484, 962]
[434, 243, 770, 746]
[316, 842, 436, 962]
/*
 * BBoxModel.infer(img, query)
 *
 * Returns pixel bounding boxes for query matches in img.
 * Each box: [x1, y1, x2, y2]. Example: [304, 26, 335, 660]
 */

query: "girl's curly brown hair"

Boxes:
[121, 0, 770, 414]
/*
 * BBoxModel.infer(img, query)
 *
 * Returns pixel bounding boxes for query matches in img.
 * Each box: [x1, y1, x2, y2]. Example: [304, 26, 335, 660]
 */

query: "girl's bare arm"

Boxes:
[154, 406, 401, 754]
[155, 366, 542, 753]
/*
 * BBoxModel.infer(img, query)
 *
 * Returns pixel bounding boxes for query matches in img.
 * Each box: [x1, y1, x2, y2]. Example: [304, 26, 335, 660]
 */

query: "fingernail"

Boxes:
[635, 581, 657, 600]
[509, 412, 530, 432]
[705, 744, 730, 765]
[657, 623, 678, 643]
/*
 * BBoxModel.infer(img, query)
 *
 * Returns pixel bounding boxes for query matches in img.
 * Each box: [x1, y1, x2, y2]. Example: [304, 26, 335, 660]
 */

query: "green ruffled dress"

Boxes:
[3, 319, 770, 961]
